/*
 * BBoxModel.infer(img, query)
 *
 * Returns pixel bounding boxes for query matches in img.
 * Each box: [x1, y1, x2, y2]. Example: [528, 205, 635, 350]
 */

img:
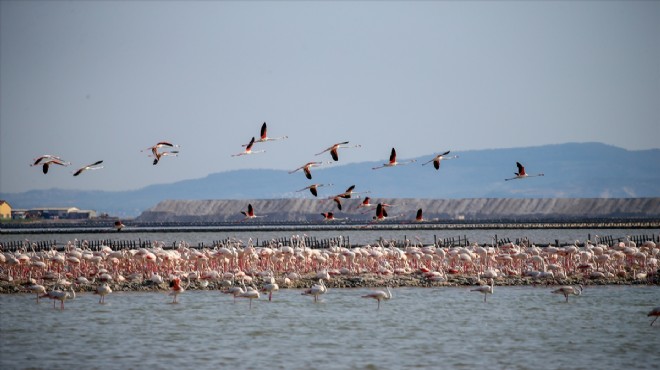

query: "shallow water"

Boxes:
[2, 286, 659, 369]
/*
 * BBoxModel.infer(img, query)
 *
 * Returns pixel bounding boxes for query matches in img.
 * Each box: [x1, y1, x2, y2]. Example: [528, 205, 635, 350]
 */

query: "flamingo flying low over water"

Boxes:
[422, 151, 459, 170]
[114, 220, 125, 231]
[244, 122, 288, 145]
[361, 287, 392, 310]
[240, 204, 265, 221]
[316, 141, 361, 161]
[414, 208, 424, 222]
[372, 148, 417, 170]
[73, 160, 104, 176]
[505, 162, 544, 181]
[289, 161, 330, 180]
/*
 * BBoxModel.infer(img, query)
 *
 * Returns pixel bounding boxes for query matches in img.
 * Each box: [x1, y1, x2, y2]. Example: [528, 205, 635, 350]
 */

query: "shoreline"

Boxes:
[2, 273, 658, 295]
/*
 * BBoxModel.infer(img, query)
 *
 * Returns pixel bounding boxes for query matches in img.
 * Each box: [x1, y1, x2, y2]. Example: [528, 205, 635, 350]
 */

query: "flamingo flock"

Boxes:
[2, 236, 657, 315]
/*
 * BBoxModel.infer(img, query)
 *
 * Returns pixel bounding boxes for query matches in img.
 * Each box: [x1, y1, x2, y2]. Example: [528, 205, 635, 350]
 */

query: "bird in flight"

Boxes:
[422, 151, 459, 170]
[297, 183, 333, 197]
[372, 148, 416, 170]
[414, 208, 424, 222]
[73, 160, 104, 176]
[31, 154, 68, 167]
[321, 212, 345, 221]
[152, 151, 179, 165]
[232, 137, 265, 157]
[289, 161, 331, 180]
[143, 141, 179, 157]
[244, 122, 288, 145]
[316, 141, 361, 161]
[240, 204, 266, 221]
[35, 158, 70, 174]
[505, 162, 544, 181]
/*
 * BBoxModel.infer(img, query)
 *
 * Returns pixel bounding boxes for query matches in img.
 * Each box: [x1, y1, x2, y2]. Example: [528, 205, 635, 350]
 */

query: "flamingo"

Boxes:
[372, 148, 417, 170]
[414, 208, 424, 222]
[244, 122, 288, 144]
[422, 151, 458, 170]
[505, 162, 544, 181]
[471, 278, 494, 302]
[232, 137, 265, 157]
[361, 287, 392, 310]
[373, 203, 389, 221]
[41, 286, 76, 310]
[551, 285, 583, 303]
[302, 279, 327, 302]
[95, 283, 112, 304]
[168, 277, 190, 304]
[315, 141, 361, 161]
[289, 161, 330, 180]
[239, 285, 260, 309]
[37, 158, 70, 174]
[321, 212, 345, 221]
[142, 141, 179, 156]
[73, 160, 104, 176]
[31, 155, 68, 167]
[358, 197, 396, 212]
[240, 204, 266, 221]
[28, 283, 47, 303]
[114, 220, 125, 231]
[332, 197, 343, 211]
[224, 280, 246, 303]
[152, 150, 179, 165]
[297, 183, 333, 197]
[334, 185, 370, 199]
[648, 306, 660, 326]
[261, 277, 279, 301]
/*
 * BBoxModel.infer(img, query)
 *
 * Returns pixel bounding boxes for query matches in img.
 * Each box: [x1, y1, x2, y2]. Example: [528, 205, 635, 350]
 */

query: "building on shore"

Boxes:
[0, 201, 11, 219]
[12, 207, 97, 220]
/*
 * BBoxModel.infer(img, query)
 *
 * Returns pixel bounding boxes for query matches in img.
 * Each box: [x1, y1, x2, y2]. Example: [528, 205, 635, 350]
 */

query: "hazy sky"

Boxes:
[1, 1, 658, 194]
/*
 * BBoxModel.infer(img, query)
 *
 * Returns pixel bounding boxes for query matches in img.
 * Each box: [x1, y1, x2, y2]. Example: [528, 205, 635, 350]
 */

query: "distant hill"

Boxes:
[2, 142, 659, 217]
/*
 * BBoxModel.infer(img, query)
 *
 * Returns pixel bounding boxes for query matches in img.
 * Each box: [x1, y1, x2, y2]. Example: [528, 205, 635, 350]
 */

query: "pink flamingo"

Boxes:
[361, 287, 392, 310]
[73, 160, 104, 176]
[151, 150, 179, 165]
[302, 279, 327, 302]
[95, 283, 112, 304]
[414, 208, 424, 222]
[245, 122, 288, 144]
[240, 204, 266, 221]
[372, 148, 416, 170]
[35, 158, 70, 174]
[114, 220, 125, 231]
[505, 162, 544, 181]
[297, 183, 333, 197]
[289, 161, 330, 180]
[316, 141, 361, 161]
[422, 150, 458, 170]
[551, 285, 583, 303]
[232, 137, 265, 157]
[471, 278, 494, 302]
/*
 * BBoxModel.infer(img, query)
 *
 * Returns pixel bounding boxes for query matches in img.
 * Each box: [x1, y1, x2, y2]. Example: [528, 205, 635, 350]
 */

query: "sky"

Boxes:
[1, 1, 659, 194]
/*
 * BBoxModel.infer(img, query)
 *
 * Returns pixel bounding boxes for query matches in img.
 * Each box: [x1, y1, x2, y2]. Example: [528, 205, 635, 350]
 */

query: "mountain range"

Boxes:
[1, 142, 659, 218]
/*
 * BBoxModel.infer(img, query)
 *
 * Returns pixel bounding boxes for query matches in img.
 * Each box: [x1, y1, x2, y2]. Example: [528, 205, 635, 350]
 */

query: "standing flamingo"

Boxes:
[316, 141, 361, 161]
[361, 287, 392, 310]
[372, 148, 417, 170]
[28, 283, 47, 303]
[169, 277, 190, 304]
[232, 137, 265, 157]
[245, 122, 288, 144]
[302, 279, 327, 302]
[471, 278, 494, 302]
[551, 285, 583, 302]
[505, 162, 544, 181]
[239, 285, 260, 309]
[261, 277, 279, 301]
[297, 183, 333, 197]
[73, 160, 104, 176]
[289, 161, 330, 180]
[95, 283, 112, 304]
[422, 151, 458, 170]
[41, 286, 76, 310]
[648, 306, 660, 326]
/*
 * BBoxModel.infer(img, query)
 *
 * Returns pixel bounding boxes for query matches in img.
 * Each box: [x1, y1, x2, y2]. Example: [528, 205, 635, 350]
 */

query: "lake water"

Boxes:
[1, 285, 659, 369]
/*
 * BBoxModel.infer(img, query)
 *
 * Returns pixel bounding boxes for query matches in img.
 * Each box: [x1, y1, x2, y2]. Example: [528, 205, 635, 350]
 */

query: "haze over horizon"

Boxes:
[2, 1, 658, 194]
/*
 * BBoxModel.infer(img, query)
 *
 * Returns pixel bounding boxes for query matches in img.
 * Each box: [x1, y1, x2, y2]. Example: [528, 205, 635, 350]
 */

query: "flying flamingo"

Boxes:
[34, 158, 70, 174]
[316, 141, 361, 161]
[361, 287, 392, 310]
[331, 197, 343, 211]
[301, 279, 327, 302]
[422, 151, 459, 170]
[114, 220, 125, 231]
[334, 185, 370, 199]
[289, 161, 330, 180]
[232, 137, 265, 157]
[321, 212, 345, 221]
[152, 150, 179, 165]
[95, 283, 112, 304]
[73, 160, 104, 176]
[240, 204, 266, 221]
[551, 285, 583, 303]
[505, 162, 544, 181]
[471, 278, 494, 302]
[31, 154, 68, 167]
[358, 197, 396, 212]
[244, 122, 288, 144]
[372, 203, 389, 221]
[297, 183, 333, 197]
[414, 208, 424, 222]
[372, 148, 417, 170]
[142, 141, 180, 156]
[648, 306, 660, 326]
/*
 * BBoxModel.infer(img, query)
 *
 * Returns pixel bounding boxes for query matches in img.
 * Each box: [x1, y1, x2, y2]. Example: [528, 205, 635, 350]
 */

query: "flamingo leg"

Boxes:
[651, 317, 658, 326]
